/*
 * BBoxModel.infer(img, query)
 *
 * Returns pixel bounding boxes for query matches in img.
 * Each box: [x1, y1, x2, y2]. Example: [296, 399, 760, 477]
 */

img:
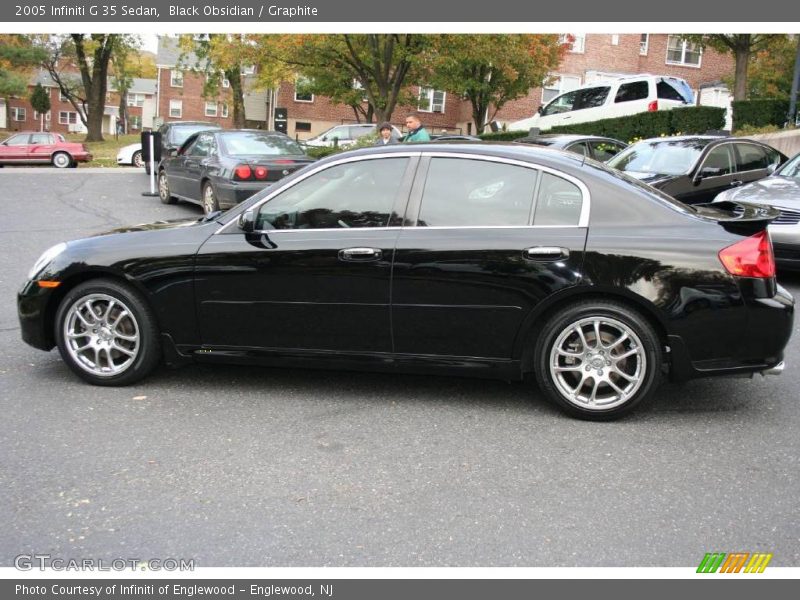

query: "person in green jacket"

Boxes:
[403, 113, 431, 143]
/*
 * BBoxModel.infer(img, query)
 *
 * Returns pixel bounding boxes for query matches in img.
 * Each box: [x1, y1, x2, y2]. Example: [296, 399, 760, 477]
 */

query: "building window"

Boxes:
[59, 89, 69, 102]
[58, 111, 78, 125]
[45, 111, 51, 122]
[559, 33, 586, 54]
[542, 75, 582, 104]
[169, 99, 182, 118]
[295, 121, 312, 132]
[170, 70, 184, 87]
[294, 77, 314, 102]
[222, 77, 230, 88]
[127, 93, 145, 107]
[130, 115, 142, 129]
[418, 87, 446, 113]
[640, 34, 650, 55]
[666, 36, 702, 67]
[205, 101, 218, 117]
[11, 107, 26, 121]
[221, 103, 229, 118]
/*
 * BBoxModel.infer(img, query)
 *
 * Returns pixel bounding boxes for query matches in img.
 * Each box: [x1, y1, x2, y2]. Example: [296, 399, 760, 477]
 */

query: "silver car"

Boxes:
[714, 152, 800, 269]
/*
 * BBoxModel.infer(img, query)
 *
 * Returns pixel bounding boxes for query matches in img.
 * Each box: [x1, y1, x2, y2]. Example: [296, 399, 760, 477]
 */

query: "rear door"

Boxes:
[181, 133, 218, 201]
[391, 154, 588, 360]
[671, 144, 737, 205]
[733, 142, 777, 187]
[28, 133, 56, 162]
[610, 80, 651, 119]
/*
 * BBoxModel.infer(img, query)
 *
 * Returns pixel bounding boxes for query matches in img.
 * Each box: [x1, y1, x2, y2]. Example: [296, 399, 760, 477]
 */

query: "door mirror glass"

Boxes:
[238, 209, 255, 232]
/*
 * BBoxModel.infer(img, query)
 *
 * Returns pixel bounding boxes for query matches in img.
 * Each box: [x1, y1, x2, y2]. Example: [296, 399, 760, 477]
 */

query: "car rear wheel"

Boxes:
[132, 150, 143, 168]
[202, 182, 219, 215]
[54, 279, 161, 386]
[52, 152, 72, 169]
[158, 170, 176, 204]
[534, 300, 662, 420]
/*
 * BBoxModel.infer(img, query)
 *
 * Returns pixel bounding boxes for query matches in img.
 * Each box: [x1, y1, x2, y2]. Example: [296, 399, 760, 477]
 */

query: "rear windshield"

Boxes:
[657, 78, 693, 103]
[607, 139, 710, 176]
[172, 125, 218, 145]
[219, 131, 305, 156]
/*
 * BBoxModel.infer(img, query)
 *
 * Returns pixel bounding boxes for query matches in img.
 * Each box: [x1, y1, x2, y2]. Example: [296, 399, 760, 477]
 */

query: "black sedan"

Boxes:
[513, 134, 628, 162]
[158, 129, 314, 215]
[714, 152, 800, 269]
[607, 135, 787, 204]
[18, 144, 793, 420]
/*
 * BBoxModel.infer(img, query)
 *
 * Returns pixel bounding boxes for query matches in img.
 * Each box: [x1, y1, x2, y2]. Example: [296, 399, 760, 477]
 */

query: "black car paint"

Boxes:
[19, 144, 793, 383]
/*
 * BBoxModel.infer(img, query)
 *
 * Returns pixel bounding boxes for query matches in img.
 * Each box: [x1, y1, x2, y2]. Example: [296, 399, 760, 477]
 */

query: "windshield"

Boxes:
[172, 125, 218, 146]
[219, 131, 305, 156]
[607, 139, 710, 176]
[777, 153, 800, 179]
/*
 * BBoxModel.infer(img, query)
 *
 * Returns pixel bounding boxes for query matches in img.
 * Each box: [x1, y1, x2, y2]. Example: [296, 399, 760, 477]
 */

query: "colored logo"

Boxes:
[697, 552, 773, 573]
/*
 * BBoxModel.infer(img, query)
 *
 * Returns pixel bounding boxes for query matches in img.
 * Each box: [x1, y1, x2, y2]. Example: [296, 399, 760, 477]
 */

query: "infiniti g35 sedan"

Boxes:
[18, 144, 794, 420]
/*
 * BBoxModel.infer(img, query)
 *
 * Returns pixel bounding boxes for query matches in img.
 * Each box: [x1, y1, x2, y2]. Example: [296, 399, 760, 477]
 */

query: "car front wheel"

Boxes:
[158, 170, 176, 204]
[52, 152, 72, 169]
[534, 300, 662, 420]
[54, 279, 161, 386]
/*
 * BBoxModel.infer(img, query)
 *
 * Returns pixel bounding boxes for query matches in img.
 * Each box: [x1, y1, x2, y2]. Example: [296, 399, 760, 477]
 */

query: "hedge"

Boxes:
[731, 99, 790, 130]
[479, 106, 726, 143]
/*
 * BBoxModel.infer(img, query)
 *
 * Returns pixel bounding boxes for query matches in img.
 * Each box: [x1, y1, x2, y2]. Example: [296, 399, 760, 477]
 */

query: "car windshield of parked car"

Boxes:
[776, 153, 800, 179]
[607, 140, 708, 176]
[219, 132, 305, 156]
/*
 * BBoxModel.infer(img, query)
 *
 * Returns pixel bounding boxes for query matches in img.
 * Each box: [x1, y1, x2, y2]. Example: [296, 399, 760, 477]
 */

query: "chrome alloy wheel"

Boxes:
[62, 293, 140, 377]
[158, 171, 169, 200]
[202, 184, 216, 215]
[549, 316, 646, 410]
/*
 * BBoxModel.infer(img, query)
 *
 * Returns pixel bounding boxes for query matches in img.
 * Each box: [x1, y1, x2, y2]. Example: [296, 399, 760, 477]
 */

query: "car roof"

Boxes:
[515, 134, 625, 146]
[216, 129, 289, 135]
[165, 121, 220, 128]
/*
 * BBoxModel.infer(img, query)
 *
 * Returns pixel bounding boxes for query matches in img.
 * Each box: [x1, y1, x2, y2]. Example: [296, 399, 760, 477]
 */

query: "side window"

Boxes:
[533, 173, 584, 226]
[614, 81, 649, 103]
[542, 90, 579, 116]
[256, 158, 408, 230]
[187, 134, 215, 157]
[735, 144, 770, 172]
[701, 145, 734, 176]
[574, 87, 610, 110]
[29, 133, 51, 144]
[328, 126, 350, 141]
[764, 147, 783, 169]
[4, 134, 30, 145]
[566, 142, 590, 157]
[417, 158, 538, 227]
[589, 140, 626, 162]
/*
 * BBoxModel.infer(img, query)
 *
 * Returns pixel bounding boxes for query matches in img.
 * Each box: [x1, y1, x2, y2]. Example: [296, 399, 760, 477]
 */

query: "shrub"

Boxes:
[732, 99, 790, 130]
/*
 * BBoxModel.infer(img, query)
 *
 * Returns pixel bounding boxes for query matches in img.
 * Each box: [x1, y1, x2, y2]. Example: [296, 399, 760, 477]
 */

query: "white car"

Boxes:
[116, 143, 143, 168]
[304, 123, 402, 148]
[511, 75, 694, 132]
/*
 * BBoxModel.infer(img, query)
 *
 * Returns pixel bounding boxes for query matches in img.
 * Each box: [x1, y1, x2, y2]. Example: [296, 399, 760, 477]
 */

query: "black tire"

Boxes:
[533, 300, 662, 421]
[54, 279, 161, 386]
[132, 150, 144, 168]
[158, 170, 176, 204]
[52, 151, 72, 169]
[201, 181, 220, 215]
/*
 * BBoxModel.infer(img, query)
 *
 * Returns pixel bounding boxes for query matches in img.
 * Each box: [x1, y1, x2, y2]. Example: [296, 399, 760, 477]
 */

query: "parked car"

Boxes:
[304, 123, 402, 148]
[429, 134, 482, 142]
[116, 142, 144, 168]
[514, 134, 627, 161]
[606, 136, 787, 204]
[19, 144, 793, 421]
[713, 152, 800, 269]
[511, 75, 694, 132]
[144, 121, 222, 174]
[158, 129, 314, 215]
[0, 132, 92, 168]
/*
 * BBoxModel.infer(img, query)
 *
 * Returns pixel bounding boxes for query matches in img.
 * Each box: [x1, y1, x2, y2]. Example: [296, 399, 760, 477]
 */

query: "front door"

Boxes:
[392, 156, 588, 360]
[194, 155, 416, 354]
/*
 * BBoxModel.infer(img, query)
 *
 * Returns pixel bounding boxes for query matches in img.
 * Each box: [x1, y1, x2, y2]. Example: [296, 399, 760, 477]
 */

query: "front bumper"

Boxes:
[18, 280, 57, 351]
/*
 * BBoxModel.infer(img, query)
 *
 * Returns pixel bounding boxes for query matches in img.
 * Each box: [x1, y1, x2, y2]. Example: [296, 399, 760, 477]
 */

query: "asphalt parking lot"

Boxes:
[1, 169, 798, 567]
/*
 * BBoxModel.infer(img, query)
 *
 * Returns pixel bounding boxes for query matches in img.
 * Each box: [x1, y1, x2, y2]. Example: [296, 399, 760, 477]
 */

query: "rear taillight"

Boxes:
[234, 164, 252, 180]
[718, 230, 775, 278]
[254, 166, 268, 180]
[647, 100, 658, 112]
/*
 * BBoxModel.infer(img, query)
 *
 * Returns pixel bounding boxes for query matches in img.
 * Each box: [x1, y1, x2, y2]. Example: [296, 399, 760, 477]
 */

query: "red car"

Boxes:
[0, 131, 92, 168]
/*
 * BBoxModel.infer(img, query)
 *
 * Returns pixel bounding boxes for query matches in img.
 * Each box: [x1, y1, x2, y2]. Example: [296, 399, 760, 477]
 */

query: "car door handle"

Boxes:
[524, 246, 570, 261]
[730, 180, 744, 187]
[339, 247, 382, 262]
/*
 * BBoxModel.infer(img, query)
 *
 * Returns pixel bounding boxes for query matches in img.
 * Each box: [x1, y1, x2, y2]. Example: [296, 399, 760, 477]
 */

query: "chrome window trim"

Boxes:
[216, 150, 591, 234]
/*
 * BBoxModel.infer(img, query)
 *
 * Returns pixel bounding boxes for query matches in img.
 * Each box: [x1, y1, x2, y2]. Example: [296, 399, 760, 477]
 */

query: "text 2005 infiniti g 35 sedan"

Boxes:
[18, 144, 794, 420]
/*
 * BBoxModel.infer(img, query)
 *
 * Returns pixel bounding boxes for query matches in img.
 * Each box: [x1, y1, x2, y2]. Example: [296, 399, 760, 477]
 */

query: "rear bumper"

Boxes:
[214, 181, 272, 208]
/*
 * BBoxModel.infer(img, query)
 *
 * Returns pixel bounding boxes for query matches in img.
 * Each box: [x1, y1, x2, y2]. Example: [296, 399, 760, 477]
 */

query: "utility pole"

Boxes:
[789, 35, 800, 127]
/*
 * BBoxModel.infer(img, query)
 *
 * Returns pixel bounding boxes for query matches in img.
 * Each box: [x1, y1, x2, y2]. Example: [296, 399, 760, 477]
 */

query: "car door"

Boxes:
[0, 133, 32, 162]
[564, 86, 611, 126]
[538, 90, 580, 130]
[391, 155, 588, 360]
[182, 133, 217, 201]
[733, 142, 775, 187]
[194, 154, 417, 353]
[610, 80, 650, 119]
[669, 144, 737, 205]
[165, 134, 199, 198]
[28, 133, 56, 163]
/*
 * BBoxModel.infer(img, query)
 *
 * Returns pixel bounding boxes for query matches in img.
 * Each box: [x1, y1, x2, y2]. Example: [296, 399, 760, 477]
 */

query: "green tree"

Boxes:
[0, 35, 47, 126]
[428, 34, 566, 134]
[110, 36, 144, 134]
[744, 35, 797, 99]
[29, 83, 51, 131]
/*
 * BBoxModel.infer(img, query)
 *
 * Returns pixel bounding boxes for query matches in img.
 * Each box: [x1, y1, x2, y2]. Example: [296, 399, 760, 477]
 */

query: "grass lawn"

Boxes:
[65, 133, 140, 168]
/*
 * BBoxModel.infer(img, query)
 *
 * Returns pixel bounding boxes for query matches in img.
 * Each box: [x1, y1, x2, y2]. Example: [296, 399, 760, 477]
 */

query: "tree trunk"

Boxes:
[734, 45, 750, 101]
[226, 68, 246, 128]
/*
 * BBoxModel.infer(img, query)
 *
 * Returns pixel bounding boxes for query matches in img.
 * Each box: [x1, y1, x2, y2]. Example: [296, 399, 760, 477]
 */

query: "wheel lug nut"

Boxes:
[597, 370, 603, 376]
[585, 366, 591, 371]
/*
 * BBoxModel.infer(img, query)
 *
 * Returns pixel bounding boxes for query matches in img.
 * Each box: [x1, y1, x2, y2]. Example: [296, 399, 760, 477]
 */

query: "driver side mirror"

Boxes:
[767, 163, 778, 174]
[537, 105, 544, 115]
[694, 166, 724, 183]
[238, 209, 256, 233]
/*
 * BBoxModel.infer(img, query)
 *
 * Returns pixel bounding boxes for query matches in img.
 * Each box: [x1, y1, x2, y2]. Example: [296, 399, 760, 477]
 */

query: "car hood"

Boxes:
[715, 176, 800, 210]
[98, 218, 206, 235]
[622, 171, 676, 186]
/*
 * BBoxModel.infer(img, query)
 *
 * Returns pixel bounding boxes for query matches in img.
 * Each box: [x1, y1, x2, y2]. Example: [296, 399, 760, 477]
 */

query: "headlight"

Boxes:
[28, 243, 67, 280]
